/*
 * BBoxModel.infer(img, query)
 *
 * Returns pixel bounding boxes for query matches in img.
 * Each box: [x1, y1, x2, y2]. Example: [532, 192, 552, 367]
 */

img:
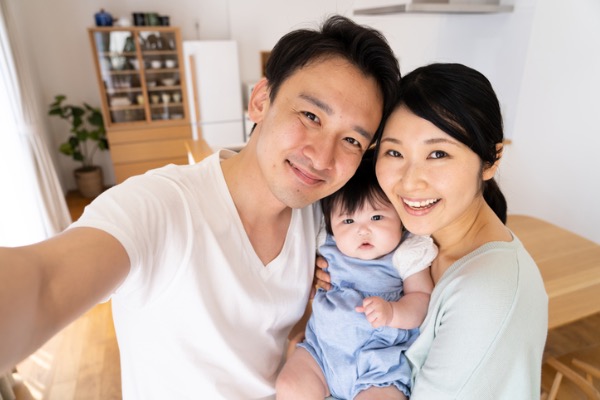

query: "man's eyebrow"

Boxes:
[299, 93, 333, 115]
[299, 93, 373, 142]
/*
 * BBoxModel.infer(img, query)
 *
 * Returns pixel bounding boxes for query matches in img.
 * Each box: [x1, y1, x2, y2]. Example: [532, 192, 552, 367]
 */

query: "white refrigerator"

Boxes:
[182, 40, 246, 150]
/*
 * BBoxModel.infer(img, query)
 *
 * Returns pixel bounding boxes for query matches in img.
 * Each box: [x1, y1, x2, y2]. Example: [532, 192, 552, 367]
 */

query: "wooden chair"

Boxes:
[184, 138, 213, 164]
[541, 357, 600, 399]
[505, 216, 600, 399]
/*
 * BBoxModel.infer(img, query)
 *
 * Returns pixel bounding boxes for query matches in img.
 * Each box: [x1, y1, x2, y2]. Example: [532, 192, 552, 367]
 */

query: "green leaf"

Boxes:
[59, 142, 74, 155]
[49, 95, 108, 165]
[68, 136, 80, 147]
[76, 129, 89, 141]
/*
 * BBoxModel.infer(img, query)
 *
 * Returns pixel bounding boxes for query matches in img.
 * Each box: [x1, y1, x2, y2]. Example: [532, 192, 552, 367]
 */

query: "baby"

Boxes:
[277, 149, 437, 400]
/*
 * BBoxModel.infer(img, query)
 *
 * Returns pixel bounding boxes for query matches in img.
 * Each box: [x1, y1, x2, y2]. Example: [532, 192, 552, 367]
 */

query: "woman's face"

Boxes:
[376, 106, 493, 238]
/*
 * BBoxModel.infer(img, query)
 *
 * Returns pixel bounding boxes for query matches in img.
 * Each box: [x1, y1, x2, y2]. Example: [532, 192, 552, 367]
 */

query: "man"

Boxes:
[0, 15, 399, 399]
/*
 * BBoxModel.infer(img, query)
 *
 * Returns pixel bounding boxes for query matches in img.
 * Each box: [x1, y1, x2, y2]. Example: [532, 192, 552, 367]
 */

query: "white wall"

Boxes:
[500, 0, 600, 244]
[227, 0, 356, 83]
[11, 0, 600, 243]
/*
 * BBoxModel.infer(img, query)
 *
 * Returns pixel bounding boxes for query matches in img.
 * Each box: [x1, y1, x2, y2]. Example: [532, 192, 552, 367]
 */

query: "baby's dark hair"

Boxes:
[321, 148, 390, 235]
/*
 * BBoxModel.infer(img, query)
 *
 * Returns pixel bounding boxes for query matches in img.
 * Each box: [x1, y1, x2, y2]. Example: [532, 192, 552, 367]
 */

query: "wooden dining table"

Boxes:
[506, 214, 600, 330]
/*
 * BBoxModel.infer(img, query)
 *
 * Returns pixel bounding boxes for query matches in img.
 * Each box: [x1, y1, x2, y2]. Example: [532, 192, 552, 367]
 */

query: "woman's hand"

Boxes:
[311, 255, 331, 299]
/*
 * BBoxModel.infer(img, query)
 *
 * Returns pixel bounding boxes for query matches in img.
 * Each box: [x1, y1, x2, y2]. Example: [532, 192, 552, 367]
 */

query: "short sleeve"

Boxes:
[393, 233, 438, 280]
[316, 219, 327, 250]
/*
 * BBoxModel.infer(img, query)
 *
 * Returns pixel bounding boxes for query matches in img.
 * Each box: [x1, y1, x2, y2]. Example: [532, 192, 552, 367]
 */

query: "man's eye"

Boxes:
[342, 219, 354, 224]
[430, 150, 448, 159]
[371, 215, 383, 221]
[303, 112, 320, 123]
[344, 137, 361, 148]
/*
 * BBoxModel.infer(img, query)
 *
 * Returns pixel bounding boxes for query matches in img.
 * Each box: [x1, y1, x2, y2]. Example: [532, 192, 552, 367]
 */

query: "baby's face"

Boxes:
[331, 200, 403, 260]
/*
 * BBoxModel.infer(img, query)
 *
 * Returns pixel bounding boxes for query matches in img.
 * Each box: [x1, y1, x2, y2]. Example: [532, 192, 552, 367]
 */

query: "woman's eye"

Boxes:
[430, 150, 448, 159]
[371, 215, 383, 221]
[342, 218, 354, 224]
[303, 112, 320, 124]
[385, 149, 402, 158]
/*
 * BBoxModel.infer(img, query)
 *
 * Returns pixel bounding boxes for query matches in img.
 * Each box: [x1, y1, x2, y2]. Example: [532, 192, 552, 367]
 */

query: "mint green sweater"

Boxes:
[406, 235, 548, 399]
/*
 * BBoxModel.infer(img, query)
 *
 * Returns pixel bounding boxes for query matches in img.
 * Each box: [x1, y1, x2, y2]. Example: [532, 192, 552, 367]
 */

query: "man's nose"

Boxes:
[305, 136, 335, 171]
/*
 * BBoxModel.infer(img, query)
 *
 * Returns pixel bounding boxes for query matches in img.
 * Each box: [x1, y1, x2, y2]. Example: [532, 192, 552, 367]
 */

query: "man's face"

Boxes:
[249, 57, 384, 209]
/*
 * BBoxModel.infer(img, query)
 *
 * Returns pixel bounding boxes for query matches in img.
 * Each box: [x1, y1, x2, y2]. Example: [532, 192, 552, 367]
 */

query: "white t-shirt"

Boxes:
[70, 151, 322, 399]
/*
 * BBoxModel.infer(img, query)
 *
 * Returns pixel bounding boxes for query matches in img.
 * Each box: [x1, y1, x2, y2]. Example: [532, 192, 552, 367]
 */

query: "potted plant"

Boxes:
[48, 94, 109, 198]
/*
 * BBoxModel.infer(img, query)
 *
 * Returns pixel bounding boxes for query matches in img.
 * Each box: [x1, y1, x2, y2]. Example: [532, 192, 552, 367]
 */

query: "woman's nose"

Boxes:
[400, 163, 426, 191]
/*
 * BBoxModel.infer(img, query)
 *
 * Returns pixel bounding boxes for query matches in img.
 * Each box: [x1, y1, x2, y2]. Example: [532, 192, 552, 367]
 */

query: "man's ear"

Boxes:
[247, 77, 270, 123]
[482, 143, 503, 181]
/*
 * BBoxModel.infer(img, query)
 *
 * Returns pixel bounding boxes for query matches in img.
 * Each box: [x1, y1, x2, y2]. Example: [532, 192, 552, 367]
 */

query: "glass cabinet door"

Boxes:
[138, 30, 185, 122]
[92, 30, 146, 124]
[91, 28, 187, 126]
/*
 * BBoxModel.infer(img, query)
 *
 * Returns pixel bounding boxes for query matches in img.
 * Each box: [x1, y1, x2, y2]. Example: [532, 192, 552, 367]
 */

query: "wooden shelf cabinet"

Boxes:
[88, 26, 192, 183]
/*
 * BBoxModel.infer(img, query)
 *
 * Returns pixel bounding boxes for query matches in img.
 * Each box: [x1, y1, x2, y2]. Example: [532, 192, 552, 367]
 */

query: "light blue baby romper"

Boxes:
[299, 234, 421, 399]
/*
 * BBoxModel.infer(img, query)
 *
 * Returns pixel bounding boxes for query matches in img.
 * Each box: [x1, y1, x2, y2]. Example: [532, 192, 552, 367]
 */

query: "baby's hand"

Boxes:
[356, 297, 393, 328]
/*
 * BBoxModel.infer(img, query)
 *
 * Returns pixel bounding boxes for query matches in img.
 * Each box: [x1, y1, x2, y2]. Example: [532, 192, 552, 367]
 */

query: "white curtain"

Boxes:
[0, 0, 71, 246]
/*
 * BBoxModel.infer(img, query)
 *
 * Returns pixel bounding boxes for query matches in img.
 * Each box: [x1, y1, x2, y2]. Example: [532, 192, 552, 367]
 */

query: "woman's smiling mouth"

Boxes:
[403, 198, 440, 210]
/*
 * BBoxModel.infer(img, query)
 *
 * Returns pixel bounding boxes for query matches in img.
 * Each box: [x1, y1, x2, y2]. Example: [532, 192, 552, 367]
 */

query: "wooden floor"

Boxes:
[14, 191, 121, 400]
[11, 192, 600, 399]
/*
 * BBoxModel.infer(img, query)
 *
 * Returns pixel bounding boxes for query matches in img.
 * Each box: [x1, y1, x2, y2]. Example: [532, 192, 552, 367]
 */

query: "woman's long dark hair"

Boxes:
[387, 63, 507, 223]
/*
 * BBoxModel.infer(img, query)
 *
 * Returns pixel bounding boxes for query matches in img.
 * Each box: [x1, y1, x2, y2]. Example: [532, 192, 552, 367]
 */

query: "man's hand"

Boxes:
[310, 255, 331, 299]
[356, 297, 393, 328]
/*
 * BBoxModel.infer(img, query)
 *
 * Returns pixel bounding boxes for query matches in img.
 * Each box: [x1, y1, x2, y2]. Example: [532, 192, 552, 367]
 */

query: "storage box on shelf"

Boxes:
[88, 26, 192, 183]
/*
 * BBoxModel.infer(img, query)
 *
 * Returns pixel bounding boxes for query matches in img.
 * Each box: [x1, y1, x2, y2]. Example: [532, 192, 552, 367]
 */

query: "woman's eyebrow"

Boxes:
[380, 137, 460, 146]
[424, 138, 460, 146]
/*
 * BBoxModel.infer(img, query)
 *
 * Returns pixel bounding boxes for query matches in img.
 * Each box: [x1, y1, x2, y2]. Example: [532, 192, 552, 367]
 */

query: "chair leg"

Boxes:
[546, 371, 563, 400]
[545, 357, 600, 399]
[572, 358, 600, 385]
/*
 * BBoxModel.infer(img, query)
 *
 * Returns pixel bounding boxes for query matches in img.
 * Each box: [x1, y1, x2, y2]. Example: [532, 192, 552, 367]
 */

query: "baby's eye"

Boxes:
[342, 218, 354, 224]
[430, 150, 448, 159]
[303, 112, 320, 124]
[371, 215, 383, 221]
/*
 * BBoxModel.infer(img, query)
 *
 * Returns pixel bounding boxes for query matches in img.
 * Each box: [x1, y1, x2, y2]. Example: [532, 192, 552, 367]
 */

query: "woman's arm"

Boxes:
[409, 251, 547, 399]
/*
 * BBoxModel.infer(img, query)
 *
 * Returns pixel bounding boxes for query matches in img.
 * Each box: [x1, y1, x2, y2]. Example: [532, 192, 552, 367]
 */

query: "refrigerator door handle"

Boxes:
[188, 54, 203, 139]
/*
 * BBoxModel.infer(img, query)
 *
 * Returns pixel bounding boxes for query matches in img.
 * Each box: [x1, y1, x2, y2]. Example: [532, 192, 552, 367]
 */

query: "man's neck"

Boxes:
[220, 147, 293, 266]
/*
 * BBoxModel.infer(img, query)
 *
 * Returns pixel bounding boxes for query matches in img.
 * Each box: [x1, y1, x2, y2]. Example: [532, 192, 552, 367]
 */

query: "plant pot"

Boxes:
[74, 166, 104, 198]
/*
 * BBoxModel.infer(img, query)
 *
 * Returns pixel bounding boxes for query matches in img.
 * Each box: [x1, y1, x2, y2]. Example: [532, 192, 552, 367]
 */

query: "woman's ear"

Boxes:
[482, 143, 503, 181]
[247, 77, 270, 124]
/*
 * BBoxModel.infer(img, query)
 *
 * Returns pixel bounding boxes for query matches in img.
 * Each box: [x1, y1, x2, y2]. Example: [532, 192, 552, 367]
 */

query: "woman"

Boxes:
[318, 63, 548, 399]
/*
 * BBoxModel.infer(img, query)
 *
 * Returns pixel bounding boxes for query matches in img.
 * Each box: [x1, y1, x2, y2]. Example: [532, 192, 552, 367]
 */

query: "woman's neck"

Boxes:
[430, 200, 511, 283]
